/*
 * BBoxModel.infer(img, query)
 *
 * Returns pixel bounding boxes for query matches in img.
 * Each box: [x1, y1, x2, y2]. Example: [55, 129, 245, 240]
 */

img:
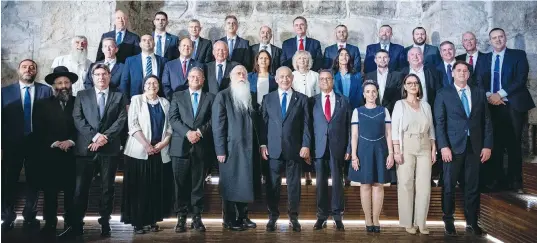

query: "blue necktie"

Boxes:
[192, 40, 198, 58]
[281, 92, 288, 118]
[98, 92, 106, 119]
[228, 39, 234, 59]
[156, 35, 162, 56]
[146, 56, 152, 77]
[116, 32, 122, 45]
[192, 93, 199, 117]
[493, 54, 500, 93]
[446, 64, 453, 86]
[217, 64, 223, 85]
[23, 87, 32, 135]
[461, 88, 470, 135]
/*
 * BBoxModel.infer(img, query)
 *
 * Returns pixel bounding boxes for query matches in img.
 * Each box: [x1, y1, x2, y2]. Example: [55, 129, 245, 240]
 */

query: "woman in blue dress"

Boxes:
[349, 80, 395, 233]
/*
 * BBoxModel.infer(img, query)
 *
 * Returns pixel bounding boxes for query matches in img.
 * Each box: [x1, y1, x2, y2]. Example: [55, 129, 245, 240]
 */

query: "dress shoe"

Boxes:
[133, 226, 145, 234]
[100, 223, 111, 237]
[405, 227, 417, 234]
[175, 216, 187, 233]
[58, 225, 83, 238]
[266, 219, 277, 232]
[313, 219, 327, 230]
[344, 179, 351, 187]
[289, 219, 301, 232]
[223, 221, 245, 231]
[1, 220, 15, 231]
[40, 223, 57, 235]
[465, 225, 483, 236]
[444, 222, 457, 236]
[418, 227, 429, 235]
[150, 223, 160, 232]
[23, 218, 40, 228]
[334, 220, 345, 231]
[366, 225, 374, 232]
[143, 225, 151, 231]
[240, 218, 257, 228]
[191, 217, 206, 232]
[373, 225, 381, 233]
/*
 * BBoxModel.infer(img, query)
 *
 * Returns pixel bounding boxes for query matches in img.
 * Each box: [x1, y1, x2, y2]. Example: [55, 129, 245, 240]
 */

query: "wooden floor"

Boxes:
[1, 220, 493, 243]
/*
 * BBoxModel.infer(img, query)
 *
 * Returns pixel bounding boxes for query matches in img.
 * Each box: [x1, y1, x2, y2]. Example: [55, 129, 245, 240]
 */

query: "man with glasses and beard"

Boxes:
[212, 65, 261, 231]
[52, 36, 92, 96]
[1, 59, 53, 230]
[33, 66, 78, 235]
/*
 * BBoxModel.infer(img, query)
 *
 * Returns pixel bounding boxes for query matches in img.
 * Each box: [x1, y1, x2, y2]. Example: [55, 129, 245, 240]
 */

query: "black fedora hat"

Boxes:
[45, 66, 78, 85]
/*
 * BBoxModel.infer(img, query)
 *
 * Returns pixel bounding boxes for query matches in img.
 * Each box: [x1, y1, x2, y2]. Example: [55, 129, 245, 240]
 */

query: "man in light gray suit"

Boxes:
[168, 67, 215, 233]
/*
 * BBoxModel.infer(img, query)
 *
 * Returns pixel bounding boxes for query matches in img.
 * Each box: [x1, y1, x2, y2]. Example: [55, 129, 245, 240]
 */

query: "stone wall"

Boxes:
[2, 0, 537, 122]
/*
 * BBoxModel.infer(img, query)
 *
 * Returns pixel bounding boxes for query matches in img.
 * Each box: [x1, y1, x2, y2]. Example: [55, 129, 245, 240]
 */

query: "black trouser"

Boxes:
[487, 103, 525, 189]
[266, 158, 302, 220]
[43, 185, 74, 225]
[43, 155, 76, 225]
[442, 138, 480, 226]
[1, 140, 39, 222]
[72, 155, 117, 226]
[222, 200, 248, 223]
[172, 153, 206, 217]
[315, 148, 344, 221]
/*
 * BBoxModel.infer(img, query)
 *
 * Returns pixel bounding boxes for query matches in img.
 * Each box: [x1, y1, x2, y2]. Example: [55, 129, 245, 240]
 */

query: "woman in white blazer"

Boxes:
[121, 75, 172, 234]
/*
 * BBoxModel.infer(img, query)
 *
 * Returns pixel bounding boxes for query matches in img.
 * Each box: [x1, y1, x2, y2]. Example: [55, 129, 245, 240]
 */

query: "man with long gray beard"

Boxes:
[212, 65, 261, 231]
[52, 35, 92, 96]
[33, 66, 78, 235]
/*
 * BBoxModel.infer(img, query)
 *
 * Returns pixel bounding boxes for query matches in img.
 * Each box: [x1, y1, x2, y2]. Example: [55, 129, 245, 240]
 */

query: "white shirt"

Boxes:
[454, 83, 472, 111]
[409, 66, 428, 103]
[443, 60, 456, 75]
[337, 42, 347, 49]
[380, 42, 390, 52]
[189, 88, 201, 104]
[321, 91, 335, 117]
[215, 61, 227, 80]
[377, 69, 389, 102]
[154, 32, 167, 56]
[103, 58, 117, 71]
[227, 36, 237, 50]
[487, 48, 508, 101]
[296, 36, 307, 49]
[466, 51, 479, 70]
[51, 55, 92, 96]
[115, 29, 126, 43]
[278, 88, 293, 112]
[259, 44, 272, 56]
[180, 57, 190, 71]
[292, 70, 319, 97]
[92, 87, 110, 142]
[256, 77, 270, 105]
[19, 81, 35, 130]
[141, 53, 158, 77]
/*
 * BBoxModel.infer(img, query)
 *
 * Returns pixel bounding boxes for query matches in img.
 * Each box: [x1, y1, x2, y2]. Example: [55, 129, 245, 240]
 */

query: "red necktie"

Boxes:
[468, 55, 474, 67]
[182, 60, 187, 78]
[299, 38, 305, 51]
[324, 95, 331, 121]
[339, 44, 344, 49]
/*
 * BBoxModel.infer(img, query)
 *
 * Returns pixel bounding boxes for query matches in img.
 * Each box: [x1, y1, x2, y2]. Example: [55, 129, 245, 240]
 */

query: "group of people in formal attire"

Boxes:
[1, 9, 534, 239]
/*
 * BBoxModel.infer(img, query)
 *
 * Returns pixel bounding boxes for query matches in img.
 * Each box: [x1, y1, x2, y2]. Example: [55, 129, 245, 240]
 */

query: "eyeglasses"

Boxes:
[405, 82, 420, 86]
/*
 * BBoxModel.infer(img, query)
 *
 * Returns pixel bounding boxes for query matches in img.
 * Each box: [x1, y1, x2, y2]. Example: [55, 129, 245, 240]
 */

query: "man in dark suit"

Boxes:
[455, 32, 485, 84]
[364, 25, 406, 73]
[435, 60, 492, 236]
[1, 59, 53, 230]
[61, 64, 127, 237]
[33, 66, 78, 234]
[478, 28, 535, 193]
[219, 15, 251, 71]
[260, 66, 312, 232]
[153, 11, 179, 60]
[281, 16, 323, 71]
[189, 19, 214, 64]
[365, 49, 404, 114]
[403, 27, 442, 68]
[323, 25, 361, 71]
[436, 41, 457, 87]
[311, 70, 350, 231]
[204, 41, 238, 95]
[120, 34, 168, 99]
[96, 10, 140, 63]
[85, 38, 124, 90]
[169, 67, 215, 233]
[250, 25, 283, 75]
[162, 38, 204, 99]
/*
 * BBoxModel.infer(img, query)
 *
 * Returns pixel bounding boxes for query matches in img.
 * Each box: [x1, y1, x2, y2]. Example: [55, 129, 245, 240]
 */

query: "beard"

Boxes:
[230, 81, 252, 112]
[55, 88, 72, 102]
[379, 38, 390, 45]
[18, 73, 36, 83]
[70, 48, 88, 64]
[413, 38, 426, 46]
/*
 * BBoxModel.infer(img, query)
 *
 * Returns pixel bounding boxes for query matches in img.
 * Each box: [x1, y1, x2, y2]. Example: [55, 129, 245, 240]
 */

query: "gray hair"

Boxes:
[275, 66, 293, 78]
[188, 66, 205, 78]
[213, 40, 228, 50]
[92, 63, 110, 74]
[71, 35, 88, 44]
[101, 37, 117, 48]
[292, 50, 313, 70]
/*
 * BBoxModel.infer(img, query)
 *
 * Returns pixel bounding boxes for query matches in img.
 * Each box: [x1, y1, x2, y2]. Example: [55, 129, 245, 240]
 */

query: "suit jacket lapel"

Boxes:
[234, 37, 241, 49]
[450, 87, 466, 116]
[270, 44, 276, 57]
[331, 95, 342, 122]
[469, 87, 479, 118]
[194, 92, 206, 121]
[183, 90, 194, 120]
[315, 95, 324, 122]
[195, 38, 204, 60]
[164, 33, 172, 54]
[87, 91, 101, 125]
[501, 48, 510, 87]
[305, 38, 312, 52]
[283, 92, 298, 121]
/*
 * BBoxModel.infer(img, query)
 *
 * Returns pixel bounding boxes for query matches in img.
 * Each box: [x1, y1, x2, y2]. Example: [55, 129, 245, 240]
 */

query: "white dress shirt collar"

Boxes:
[19, 81, 35, 89]
[95, 87, 110, 95]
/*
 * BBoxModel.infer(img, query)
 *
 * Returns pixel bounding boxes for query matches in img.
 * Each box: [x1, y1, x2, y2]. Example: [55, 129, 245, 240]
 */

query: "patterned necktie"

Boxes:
[446, 64, 453, 86]
[262, 45, 267, 51]
[281, 92, 288, 118]
[493, 55, 500, 93]
[324, 95, 331, 121]
[299, 38, 304, 51]
[468, 55, 474, 67]
[156, 35, 162, 56]
[217, 64, 223, 85]
[116, 32, 122, 45]
[23, 86, 32, 135]
[182, 60, 187, 78]
[383, 44, 388, 51]
[228, 39, 234, 59]
[192, 92, 199, 117]
[146, 56, 152, 77]
[98, 92, 106, 119]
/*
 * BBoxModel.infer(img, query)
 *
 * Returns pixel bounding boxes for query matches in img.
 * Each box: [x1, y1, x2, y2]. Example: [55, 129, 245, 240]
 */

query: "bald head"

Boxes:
[115, 10, 128, 30]
[407, 47, 424, 68]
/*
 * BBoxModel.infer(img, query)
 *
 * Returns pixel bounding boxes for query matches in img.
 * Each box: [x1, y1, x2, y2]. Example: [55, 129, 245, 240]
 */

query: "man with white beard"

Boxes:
[51, 36, 92, 96]
[212, 65, 261, 231]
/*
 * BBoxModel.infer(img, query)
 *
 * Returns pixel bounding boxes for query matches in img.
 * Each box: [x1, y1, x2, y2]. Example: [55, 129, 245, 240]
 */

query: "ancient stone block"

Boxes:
[349, 1, 396, 18]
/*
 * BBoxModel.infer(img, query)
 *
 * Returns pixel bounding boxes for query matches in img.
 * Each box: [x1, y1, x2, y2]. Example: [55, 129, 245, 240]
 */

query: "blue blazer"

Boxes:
[436, 62, 454, 87]
[312, 93, 351, 159]
[455, 52, 486, 86]
[84, 61, 124, 91]
[154, 32, 180, 60]
[1, 82, 53, 150]
[120, 54, 168, 100]
[219, 36, 252, 71]
[364, 42, 406, 73]
[162, 58, 204, 100]
[333, 72, 363, 109]
[260, 90, 311, 161]
[96, 30, 141, 63]
[403, 44, 442, 68]
[281, 37, 323, 71]
[323, 44, 361, 71]
[434, 85, 493, 155]
[477, 48, 535, 112]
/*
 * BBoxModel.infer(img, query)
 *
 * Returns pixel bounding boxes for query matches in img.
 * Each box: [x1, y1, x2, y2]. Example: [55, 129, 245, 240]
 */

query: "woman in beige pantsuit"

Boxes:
[391, 74, 436, 235]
